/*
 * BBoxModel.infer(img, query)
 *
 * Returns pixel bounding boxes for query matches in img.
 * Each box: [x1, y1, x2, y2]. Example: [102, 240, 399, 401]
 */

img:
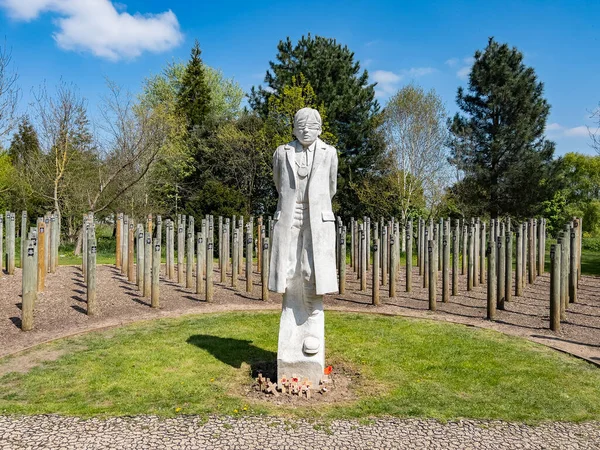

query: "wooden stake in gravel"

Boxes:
[550, 243, 561, 331]
[373, 237, 380, 305]
[389, 234, 397, 298]
[197, 232, 205, 294]
[428, 239, 436, 311]
[87, 234, 97, 316]
[37, 218, 46, 292]
[144, 232, 152, 298]
[206, 235, 214, 302]
[461, 221, 467, 276]
[361, 225, 367, 291]
[480, 221, 486, 284]
[423, 228, 429, 289]
[21, 238, 36, 331]
[487, 239, 497, 321]
[20, 211, 27, 269]
[467, 226, 474, 291]
[381, 225, 387, 287]
[151, 238, 160, 308]
[339, 225, 346, 295]
[557, 236, 567, 318]
[262, 237, 269, 301]
[497, 234, 505, 311]
[232, 229, 239, 289]
[538, 218, 544, 276]
[505, 231, 513, 303]
[406, 220, 413, 293]
[137, 226, 144, 291]
[169, 221, 175, 280]
[177, 220, 184, 284]
[0, 215, 3, 274]
[569, 227, 578, 304]
[187, 222, 194, 289]
[515, 226, 523, 297]
[246, 227, 253, 293]
[116, 213, 122, 269]
[8, 212, 16, 275]
[452, 220, 459, 296]
[442, 222, 449, 303]
[121, 215, 128, 276]
[128, 222, 135, 283]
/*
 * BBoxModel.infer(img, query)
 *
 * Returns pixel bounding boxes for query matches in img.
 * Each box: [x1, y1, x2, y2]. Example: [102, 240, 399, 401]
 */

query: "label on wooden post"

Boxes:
[155, 244, 160, 252]
[91, 246, 97, 254]
[27, 248, 34, 257]
[146, 237, 151, 245]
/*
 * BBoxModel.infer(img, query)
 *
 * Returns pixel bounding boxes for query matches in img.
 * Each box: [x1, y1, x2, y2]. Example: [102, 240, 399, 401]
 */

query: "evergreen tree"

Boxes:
[8, 116, 41, 168]
[177, 40, 211, 132]
[449, 38, 556, 219]
[250, 34, 385, 217]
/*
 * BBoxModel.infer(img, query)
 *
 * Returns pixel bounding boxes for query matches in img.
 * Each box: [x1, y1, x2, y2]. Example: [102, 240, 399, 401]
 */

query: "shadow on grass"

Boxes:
[186, 334, 276, 378]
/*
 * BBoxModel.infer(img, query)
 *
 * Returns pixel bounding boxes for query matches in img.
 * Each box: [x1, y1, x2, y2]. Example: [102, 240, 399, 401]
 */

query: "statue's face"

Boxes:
[293, 119, 322, 147]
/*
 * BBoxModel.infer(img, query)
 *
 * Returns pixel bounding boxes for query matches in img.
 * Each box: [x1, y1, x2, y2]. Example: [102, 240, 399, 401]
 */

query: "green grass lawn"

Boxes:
[1, 311, 599, 422]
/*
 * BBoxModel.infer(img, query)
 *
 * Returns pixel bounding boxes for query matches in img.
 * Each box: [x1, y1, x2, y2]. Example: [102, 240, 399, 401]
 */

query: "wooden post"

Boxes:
[187, 222, 194, 289]
[473, 219, 480, 288]
[144, 232, 152, 298]
[569, 227, 578, 304]
[361, 225, 367, 291]
[528, 219, 534, 284]
[522, 222, 527, 288]
[461, 221, 467, 275]
[428, 240, 436, 311]
[127, 222, 135, 282]
[137, 226, 144, 291]
[151, 238, 160, 308]
[406, 220, 413, 293]
[0, 215, 3, 274]
[232, 229, 239, 289]
[220, 222, 228, 283]
[37, 218, 46, 292]
[257, 217, 263, 273]
[121, 215, 128, 276]
[487, 239, 496, 321]
[262, 237, 269, 301]
[7, 212, 16, 275]
[437, 218, 443, 271]
[423, 228, 429, 289]
[532, 220, 537, 282]
[82, 219, 88, 283]
[537, 218, 544, 276]
[562, 228, 570, 307]
[418, 219, 423, 276]
[497, 234, 505, 310]
[372, 237, 380, 305]
[442, 222, 449, 303]
[479, 222, 486, 284]
[557, 236, 567, 317]
[116, 213, 122, 269]
[177, 220, 184, 284]
[550, 244, 561, 331]
[577, 217, 582, 283]
[21, 238, 36, 331]
[169, 221, 175, 280]
[505, 231, 513, 303]
[339, 225, 346, 294]
[197, 232, 205, 294]
[44, 215, 50, 273]
[238, 218, 244, 275]
[381, 225, 388, 287]
[206, 235, 214, 302]
[452, 220, 459, 296]
[515, 226, 523, 297]
[389, 234, 396, 298]
[165, 220, 170, 279]
[87, 234, 97, 316]
[20, 211, 27, 269]
[246, 227, 253, 293]
[467, 226, 474, 291]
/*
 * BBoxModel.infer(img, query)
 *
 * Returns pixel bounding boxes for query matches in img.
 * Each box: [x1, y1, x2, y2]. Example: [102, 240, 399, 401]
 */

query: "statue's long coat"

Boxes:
[268, 139, 339, 295]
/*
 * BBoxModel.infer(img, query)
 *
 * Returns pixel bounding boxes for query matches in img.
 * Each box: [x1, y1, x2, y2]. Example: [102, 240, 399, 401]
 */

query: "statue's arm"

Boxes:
[273, 148, 281, 194]
[330, 148, 338, 198]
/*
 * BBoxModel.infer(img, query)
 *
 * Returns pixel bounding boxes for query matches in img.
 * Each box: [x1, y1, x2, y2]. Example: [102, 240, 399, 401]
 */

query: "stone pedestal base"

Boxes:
[277, 287, 324, 388]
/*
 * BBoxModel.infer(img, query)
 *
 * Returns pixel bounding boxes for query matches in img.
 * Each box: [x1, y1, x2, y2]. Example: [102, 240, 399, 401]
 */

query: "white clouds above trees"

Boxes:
[0, 0, 183, 60]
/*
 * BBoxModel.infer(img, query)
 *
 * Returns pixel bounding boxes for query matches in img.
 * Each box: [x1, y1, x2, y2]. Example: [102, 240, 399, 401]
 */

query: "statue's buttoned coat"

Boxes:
[268, 139, 338, 295]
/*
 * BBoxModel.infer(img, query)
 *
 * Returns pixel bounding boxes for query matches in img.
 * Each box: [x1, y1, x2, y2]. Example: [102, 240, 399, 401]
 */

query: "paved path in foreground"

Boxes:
[0, 415, 599, 449]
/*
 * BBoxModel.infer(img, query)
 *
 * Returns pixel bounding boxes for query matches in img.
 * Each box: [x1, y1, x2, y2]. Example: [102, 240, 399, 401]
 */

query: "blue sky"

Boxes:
[0, 0, 598, 156]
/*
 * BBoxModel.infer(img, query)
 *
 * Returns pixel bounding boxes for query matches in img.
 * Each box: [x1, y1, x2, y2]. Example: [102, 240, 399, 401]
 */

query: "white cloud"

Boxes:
[0, 0, 183, 60]
[564, 126, 590, 137]
[371, 67, 436, 98]
[546, 123, 591, 138]
[456, 66, 471, 80]
[447, 56, 475, 80]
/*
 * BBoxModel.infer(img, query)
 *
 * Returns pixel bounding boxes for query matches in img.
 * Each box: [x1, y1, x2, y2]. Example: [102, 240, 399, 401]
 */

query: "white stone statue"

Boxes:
[269, 107, 339, 387]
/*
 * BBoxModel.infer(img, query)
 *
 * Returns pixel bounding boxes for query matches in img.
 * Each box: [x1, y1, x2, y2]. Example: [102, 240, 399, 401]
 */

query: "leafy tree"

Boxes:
[382, 84, 450, 219]
[250, 34, 386, 217]
[448, 37, 556, 219]
[8, 116, 41, 168]
[177, 40, 211, 132]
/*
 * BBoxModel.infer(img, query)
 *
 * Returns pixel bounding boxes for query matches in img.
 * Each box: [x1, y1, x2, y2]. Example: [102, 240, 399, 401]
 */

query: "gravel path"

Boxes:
[0, 415, 599, 449]
[1, 264, 599, 365]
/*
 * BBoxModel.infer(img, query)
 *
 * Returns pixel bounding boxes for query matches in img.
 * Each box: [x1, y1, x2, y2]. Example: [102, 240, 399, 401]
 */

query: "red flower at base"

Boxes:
[324, 366, 333, 375]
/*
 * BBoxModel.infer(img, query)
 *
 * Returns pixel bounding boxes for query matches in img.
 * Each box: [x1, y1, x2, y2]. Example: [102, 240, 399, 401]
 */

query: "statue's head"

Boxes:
[293, 107, 322, 147]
